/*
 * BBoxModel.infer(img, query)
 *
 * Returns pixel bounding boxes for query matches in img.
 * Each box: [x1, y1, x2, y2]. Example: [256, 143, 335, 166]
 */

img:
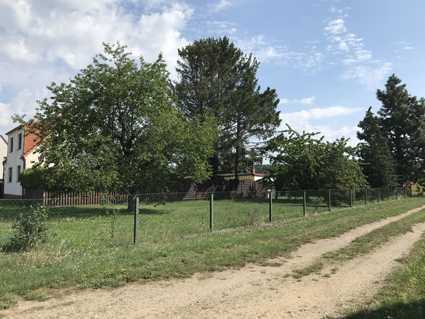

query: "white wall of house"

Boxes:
[4, 128, 25, 196]
[0, 136, 7, 180]
[25, 148, 39, 169]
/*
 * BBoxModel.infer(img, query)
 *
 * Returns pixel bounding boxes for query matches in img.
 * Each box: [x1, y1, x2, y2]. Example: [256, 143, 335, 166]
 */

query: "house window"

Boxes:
[17, 165, 21, 183]
[9, 137, 14, 153]
[8, 167, 12, 183]
[18, 133, 22, 150]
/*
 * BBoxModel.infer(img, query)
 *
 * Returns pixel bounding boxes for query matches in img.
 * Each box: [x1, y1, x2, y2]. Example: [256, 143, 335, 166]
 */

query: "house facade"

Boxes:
[0, 135, 7, 180]
[3, 124, 40, 197]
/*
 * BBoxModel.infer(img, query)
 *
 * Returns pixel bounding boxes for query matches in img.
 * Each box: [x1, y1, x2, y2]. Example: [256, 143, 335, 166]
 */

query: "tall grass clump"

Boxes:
[2, 205, 49, 252]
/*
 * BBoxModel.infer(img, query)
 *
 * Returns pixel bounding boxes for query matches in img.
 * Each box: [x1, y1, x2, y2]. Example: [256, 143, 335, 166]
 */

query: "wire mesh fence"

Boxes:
[0, 187, 410, 245]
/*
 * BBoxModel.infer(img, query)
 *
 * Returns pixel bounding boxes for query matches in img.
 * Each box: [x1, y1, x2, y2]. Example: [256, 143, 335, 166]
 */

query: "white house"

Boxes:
[0, 135, 7, 181]
[3, 123, 40, 198]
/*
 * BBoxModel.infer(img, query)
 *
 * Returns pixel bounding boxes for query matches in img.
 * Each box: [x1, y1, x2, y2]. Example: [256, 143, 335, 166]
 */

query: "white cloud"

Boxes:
[207, 20, 238, 35]
[324, 17, 392, 89]
[299, 97, 316, 106]
[343, 62, 392, 89]
[237, 36, 284, 63]
[284, 106, 361, 121]
[0, 39, 39, 63]
[0, 0, 192, 133]
[281, 105, 362, 144]
[314, 125, 358, 144]
[396, 41, 415, 51]
[280, 96, 316, 107]
[213, 0, 233, 12]
[324, 18, 347, 35]
[0, 102, 12, 128]
[237, 36, 323, 69]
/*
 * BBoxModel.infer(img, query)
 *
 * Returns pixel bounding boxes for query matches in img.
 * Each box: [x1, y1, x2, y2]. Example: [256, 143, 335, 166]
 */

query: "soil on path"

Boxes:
[3, 206, 425, 319]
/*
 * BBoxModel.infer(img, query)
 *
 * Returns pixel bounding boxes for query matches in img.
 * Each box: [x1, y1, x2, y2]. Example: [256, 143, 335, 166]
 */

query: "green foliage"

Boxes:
[20, 167, 48, 191]
[266, 126, 367, 190]
[176, 37, 280, 177]
[2, 205, 49, 252]
[377, 75, 415, 180]
[357, 107, 396, 188]
[358, 74, 425, 185]
[34, 43, 216, 193]
[405, 182, 425, 196]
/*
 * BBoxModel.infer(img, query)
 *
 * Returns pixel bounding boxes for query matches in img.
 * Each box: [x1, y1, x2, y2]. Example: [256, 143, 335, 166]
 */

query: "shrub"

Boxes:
[20, 167, 48, 191]
[2, 205, 49, 252]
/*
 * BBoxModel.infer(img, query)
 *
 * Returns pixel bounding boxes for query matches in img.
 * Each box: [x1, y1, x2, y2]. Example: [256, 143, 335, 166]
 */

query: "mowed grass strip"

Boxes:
[292, 208, 425, 278]
[344, 234, 425, 319]
[0, 198, 425, 310]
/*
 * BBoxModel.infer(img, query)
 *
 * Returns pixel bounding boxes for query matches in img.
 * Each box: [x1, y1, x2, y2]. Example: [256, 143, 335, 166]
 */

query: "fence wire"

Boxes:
[0, 187, 410, 245]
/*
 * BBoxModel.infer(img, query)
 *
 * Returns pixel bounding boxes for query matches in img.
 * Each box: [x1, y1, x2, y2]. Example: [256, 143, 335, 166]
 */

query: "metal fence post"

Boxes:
[133, 196, 139, 244]
[364, 189, 368, 205]
[328, 189, 332, 211]
[303, 190, 307, 217]
[209, 193, 214, 232]
[268, 190, 272, 223]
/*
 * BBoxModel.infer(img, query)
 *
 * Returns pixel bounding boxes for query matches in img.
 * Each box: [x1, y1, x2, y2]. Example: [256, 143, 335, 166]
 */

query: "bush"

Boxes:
[20, 167, 48, 191]
[2, 205, 49, 252]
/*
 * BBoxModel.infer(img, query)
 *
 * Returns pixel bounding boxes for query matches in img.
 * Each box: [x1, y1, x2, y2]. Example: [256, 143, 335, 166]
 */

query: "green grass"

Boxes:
[345, 234, 425, 319]
[0, 197, 424, 310]
[291, 209, 425, 278]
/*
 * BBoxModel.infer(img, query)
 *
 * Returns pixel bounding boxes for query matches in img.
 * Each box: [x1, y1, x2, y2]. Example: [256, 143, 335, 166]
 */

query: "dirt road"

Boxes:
[3, 206, 425, 319]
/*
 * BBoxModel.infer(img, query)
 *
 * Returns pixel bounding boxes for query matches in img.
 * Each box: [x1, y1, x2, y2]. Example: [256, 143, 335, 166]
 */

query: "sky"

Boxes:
[0, 0, 424, 144]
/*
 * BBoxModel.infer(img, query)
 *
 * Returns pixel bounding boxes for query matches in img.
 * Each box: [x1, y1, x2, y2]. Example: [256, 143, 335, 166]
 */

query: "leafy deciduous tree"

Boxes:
[266, 126, 367, 191]
[34, 43, 216, 195]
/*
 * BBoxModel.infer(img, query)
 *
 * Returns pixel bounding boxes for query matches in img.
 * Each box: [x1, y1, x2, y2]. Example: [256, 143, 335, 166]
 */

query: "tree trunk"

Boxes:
[234, 117, 241, 181]
[127, 193, 137, 212]
[234, 145, 240, 181]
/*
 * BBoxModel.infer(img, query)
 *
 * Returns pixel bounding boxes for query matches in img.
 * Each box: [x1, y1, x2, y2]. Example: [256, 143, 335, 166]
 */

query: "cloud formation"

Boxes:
[237, 36, 323, 69]
[280, 97, 316, 107]
[0, 0, 192, 132]
[324, 17, 392, 89]
[213, 0, 233, 12]
[281, 105, 363, 144]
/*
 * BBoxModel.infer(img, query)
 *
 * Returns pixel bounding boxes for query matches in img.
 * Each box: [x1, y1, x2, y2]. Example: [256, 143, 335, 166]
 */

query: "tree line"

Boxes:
[21, 37, 425, 195]
[357, 75, 425, 188]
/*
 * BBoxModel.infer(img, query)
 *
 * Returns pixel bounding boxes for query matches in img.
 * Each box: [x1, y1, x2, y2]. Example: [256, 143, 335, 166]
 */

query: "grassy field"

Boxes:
[346, 234, 425, 318]
[0, 197, 328, 246]
[0, 197, 424, 310]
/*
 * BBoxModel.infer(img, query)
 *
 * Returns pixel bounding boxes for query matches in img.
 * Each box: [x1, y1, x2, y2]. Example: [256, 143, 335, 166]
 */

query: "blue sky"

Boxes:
[0, 0, 424, 143]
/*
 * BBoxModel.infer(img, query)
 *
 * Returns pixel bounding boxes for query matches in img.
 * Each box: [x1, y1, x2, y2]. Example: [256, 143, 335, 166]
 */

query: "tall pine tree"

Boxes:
[376, 74, 413, 180]
[358, 74, 425, 185]
[407, 97, 425, 179]
[357, 107, 396, 188]
[175, 37, 280, 179]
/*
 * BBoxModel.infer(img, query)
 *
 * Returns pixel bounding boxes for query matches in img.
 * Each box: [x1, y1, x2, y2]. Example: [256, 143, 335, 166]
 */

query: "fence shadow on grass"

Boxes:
[140, 207, 170, 215]
[50, 205, 170, 218]
[0, 205, 129, 221]
[0, 201, 42, 220]
[343, 299, 425, 319]
[0, 203, 170, 222]
[48, 207, 129, 219]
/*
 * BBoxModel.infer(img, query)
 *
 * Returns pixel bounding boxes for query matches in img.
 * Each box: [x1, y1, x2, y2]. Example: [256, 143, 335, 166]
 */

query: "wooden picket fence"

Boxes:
[42, 192, 128, 207]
